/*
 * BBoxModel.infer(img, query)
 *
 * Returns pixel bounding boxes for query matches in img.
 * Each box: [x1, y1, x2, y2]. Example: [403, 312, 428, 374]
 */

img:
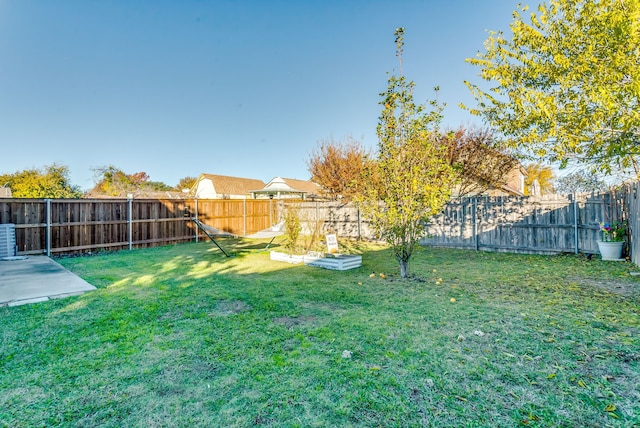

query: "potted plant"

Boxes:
[597, 221, 626, 260]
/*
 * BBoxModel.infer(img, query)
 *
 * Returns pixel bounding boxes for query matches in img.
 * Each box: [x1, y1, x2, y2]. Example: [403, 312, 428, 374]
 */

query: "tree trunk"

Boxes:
[398, 258, 409, 278]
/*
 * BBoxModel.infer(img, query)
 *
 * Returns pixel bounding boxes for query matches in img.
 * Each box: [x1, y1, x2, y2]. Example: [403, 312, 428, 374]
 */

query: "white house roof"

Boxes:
[250, 177, 321, 199]
[261, 177, 291, 192]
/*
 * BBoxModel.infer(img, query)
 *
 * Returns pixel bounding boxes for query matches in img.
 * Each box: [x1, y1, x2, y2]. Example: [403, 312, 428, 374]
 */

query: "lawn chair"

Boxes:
[243, 220, 286, 250]
[192, 218, 235, 257]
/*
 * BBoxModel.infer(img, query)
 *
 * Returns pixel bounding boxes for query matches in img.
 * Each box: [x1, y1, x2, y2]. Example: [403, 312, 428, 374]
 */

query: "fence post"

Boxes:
[473, 198, 479, 251]
[243, 198, 247, 236]
[127, 196, 133, 250]
[195, 199, 199, 242]
[357, 207, 361, 240]
[572, 193, 579, 254]
[45, 199, 51, 257]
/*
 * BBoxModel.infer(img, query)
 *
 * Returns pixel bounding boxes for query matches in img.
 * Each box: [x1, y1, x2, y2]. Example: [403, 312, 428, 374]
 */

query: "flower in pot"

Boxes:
[597, 221, 626, 260]
[599, 221, 626, 242]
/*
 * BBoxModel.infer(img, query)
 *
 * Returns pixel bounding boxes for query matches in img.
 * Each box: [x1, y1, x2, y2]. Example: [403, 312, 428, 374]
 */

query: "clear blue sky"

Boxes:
[0, 0, 521, 191]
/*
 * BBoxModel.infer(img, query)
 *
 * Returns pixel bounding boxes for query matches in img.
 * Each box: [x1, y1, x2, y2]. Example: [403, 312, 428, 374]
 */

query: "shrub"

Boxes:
[284, 206, 301, 254]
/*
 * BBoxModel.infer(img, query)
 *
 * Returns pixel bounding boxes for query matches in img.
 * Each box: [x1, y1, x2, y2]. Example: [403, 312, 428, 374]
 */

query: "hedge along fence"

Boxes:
[0, 198, 278, 256]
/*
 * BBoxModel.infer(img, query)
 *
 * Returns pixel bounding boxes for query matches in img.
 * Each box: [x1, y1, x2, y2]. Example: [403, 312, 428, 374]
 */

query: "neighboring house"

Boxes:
[250, 177, 322, 200]
[0, 187, 11, 198]
[192, 174, 266, 199]
[486, 164, 528, 197]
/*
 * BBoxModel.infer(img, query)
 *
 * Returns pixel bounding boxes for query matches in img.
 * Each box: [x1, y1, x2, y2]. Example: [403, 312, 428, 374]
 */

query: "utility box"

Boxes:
[0, 224, 17, 259]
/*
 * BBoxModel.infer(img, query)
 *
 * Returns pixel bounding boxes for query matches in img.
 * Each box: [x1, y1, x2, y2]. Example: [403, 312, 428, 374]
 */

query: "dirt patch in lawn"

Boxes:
[574, 277, 639, 297]
[272, 315, 318, 329]
[214, 300, 252, 316]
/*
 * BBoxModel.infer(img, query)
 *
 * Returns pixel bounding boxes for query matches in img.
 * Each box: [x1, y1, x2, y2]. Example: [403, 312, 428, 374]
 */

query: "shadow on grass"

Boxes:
[2, 242, 639, 426]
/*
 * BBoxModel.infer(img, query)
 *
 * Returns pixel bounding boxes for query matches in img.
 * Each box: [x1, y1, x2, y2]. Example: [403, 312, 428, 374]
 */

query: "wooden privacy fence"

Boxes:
[281, 183, 639, 264]
[421, 192, 623, 255]
[623, 182, 640, 267]
[0, 198, 278, 255]
[278, 201, 372, 240]
[2, 183, 638, 262]
[424, 183, 639, 266]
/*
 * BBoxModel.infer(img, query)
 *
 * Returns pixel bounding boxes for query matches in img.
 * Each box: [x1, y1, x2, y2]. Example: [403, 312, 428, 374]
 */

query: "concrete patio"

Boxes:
[0, 256, 96, 307]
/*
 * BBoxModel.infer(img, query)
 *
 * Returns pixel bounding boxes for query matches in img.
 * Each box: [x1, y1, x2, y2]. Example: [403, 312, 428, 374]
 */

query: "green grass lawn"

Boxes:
[1, 241, 639, 427]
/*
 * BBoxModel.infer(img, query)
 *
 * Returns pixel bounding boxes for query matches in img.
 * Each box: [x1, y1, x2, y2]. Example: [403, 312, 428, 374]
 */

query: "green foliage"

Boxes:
[90, 165, 173, 197]
[599, 220, 626, 242]
[0, 164, 82, 198]
[356, 27, 456, 277]
[465, 0, 640, 175]
[283, 206, 302, 254]
[176, 176, 197, 192]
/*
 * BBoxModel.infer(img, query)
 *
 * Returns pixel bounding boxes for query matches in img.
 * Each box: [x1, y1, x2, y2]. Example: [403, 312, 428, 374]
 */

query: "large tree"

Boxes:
[176, 176, 198, 192]
[307, 136, 369, 201]
[554, 170, 607, 194]
[89, 166, 173, 197]
[0, 164, 82, 198]
[356, 28, 456, 278]
[465, 0, 640, 175]
[440, 127, 519, 197]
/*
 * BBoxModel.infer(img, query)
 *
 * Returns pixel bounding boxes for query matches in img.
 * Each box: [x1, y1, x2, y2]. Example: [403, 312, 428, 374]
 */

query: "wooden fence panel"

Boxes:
[48, 200, 129, 253]
[282, 189, 635, 259]
[244, 199, 277, 235]
[626, 182, 640, 266]
[284, 201, 374, 240]
[191, 199, 278, 236]
[128, 199, 189, 247]
[196, 200, 234, 235]
[0, 200, 46, 254]
[0, 198, 275, 255]
[1, 187, 637, 260]
[478, 197, 577, 253]
[424, 199, 475, 248]
[422, 192, 629, 256]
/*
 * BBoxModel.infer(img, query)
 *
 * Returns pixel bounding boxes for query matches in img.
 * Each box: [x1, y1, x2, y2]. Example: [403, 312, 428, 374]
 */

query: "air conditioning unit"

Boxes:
[0, 224, 17, 259]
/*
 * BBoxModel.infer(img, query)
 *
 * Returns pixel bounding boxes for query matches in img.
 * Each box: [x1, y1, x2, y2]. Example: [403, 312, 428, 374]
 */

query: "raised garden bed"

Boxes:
[306, 254, 362, 271]
[269, 251, 321, 265]
[270, 251, 362, 271]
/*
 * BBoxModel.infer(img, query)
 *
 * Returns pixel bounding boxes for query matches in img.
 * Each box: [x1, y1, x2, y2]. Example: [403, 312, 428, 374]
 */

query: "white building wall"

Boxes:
[195, 179, 216, 199]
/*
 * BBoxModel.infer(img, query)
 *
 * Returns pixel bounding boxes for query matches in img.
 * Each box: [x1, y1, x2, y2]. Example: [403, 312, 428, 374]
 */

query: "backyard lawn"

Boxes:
[1, 241, 639, 427]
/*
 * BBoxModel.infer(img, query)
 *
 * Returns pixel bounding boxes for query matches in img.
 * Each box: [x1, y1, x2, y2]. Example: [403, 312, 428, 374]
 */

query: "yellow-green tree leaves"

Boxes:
[0, 164, 82, 198]
[465, 0, 640, 175]
[355, 28, 456, 278]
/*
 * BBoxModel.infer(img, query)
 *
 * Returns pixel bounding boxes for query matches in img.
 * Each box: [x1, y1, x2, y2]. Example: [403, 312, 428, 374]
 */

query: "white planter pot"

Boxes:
[596, 241, 624, 261]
